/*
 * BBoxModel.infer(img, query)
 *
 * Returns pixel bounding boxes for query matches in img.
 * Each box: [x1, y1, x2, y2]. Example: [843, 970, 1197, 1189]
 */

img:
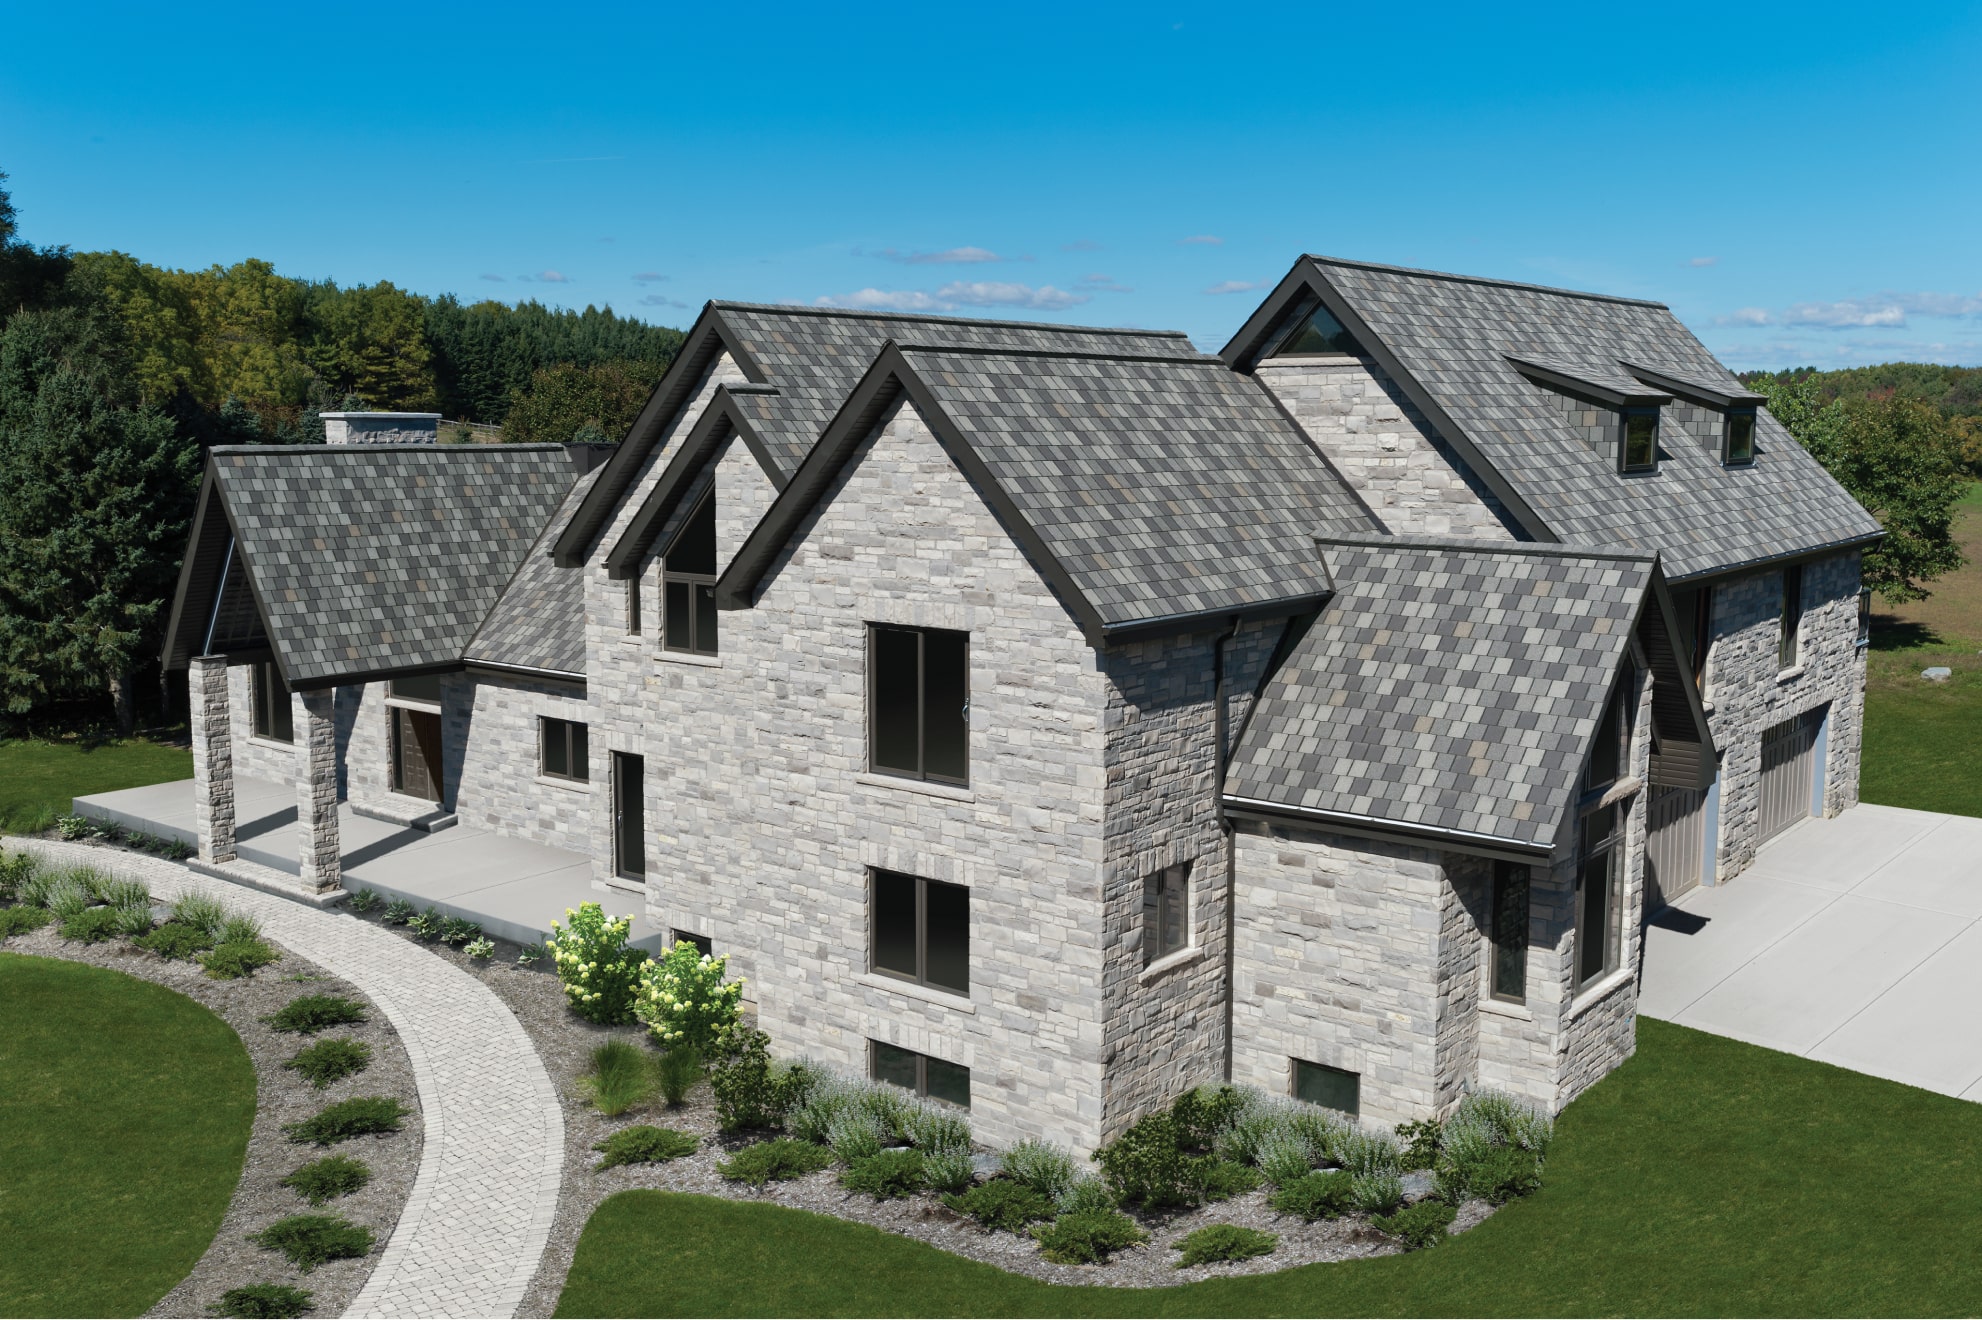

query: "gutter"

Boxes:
[1212, 615, 1239, 1084]
[1222, 796, 1555, 865]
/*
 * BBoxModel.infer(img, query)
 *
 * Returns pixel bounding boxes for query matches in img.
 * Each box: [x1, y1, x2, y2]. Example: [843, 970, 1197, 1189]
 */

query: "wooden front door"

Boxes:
[393, 707, 444, 802]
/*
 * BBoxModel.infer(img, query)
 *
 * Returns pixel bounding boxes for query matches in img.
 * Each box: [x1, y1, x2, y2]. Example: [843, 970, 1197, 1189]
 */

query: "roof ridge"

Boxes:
[211, 444, 570, 455]
[896, 341, 1221, 366]
[1304, 255, 1669, 310]
[709, 299, 1193, 339]
[1313, 533, 1657, 564]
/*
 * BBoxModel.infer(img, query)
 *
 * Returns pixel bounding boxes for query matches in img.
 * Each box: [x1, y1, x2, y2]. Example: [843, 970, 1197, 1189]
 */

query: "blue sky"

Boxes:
[4, 1, 1980, 367]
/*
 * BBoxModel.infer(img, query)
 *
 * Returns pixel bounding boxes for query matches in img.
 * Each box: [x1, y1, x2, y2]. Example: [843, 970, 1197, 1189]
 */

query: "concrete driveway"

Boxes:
[1640, 803, 1982, 1102]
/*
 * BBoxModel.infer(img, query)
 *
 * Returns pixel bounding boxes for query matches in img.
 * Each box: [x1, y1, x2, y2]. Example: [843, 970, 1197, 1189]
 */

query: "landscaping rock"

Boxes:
[1401, 1171, 1438, 1203]
[1923, 667, 1953, 682]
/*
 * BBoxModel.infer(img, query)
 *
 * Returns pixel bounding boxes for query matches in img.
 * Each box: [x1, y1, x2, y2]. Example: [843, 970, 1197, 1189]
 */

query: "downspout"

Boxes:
[1212, 615, 1240, 1082]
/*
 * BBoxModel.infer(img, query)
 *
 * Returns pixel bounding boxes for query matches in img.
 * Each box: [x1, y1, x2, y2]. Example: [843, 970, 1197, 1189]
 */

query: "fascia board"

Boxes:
[161, 469, 220, 670]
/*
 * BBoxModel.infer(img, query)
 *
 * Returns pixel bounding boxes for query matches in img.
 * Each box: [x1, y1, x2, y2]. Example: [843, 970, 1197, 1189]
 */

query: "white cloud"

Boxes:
[633, 271, 667, 283]
[1687, 256, 1719, 267]
[879, 246, 1004, 265]
[1204, 279, 1269, 295]
[1781, 298, 1907, 328]
[479, 273, 505, 282]
[812, 281, 1091, 312]
[1714, 307, 1773, 326]
[1178, 235, 1224, 246]
[1722, 291, 1982, 331]
[638, 293, 688, 309]
[814, 287, 955, 312]
[538, 270, 571, 284]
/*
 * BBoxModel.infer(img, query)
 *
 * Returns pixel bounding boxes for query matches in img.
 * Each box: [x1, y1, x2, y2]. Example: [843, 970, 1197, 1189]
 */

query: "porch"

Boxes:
[74, 774, 660, 950]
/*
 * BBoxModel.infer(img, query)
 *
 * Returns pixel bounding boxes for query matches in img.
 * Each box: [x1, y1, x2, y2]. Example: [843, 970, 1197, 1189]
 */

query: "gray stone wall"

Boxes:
[1254, 359, 1518, 538]
[228, 665, 300, 790]
[191, 656, 236, 863]
[1700, 550, 1863, 879]
[453, 671, 594, 849]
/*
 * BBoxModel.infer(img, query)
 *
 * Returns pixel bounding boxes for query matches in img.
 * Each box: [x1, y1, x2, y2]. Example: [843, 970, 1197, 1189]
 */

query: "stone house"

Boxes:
[161, 255, 1881, 1155]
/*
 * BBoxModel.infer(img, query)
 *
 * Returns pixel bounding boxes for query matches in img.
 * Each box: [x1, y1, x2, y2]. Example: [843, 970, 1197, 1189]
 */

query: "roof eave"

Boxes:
[603, 387, 790, 580]
[1221, 796, 1557, 865]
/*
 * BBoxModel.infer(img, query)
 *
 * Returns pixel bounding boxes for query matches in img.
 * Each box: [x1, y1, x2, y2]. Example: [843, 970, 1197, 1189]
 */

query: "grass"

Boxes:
[555, 1019, 1982, 1318]
[0, 952, 256, 1318]
[0, 737, 191, 833]
[578, 1039, 656, 1117]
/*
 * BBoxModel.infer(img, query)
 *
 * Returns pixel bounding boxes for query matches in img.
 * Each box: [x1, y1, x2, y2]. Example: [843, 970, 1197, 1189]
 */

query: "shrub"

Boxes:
[0, 849, 36, 903]
[1256, 1131, 1319, 1186]
[381, 897, 416, 926]
[1171, 1085, 1249, 1150]
[593, 1124, 698, 1170]
[944, 1179, 1053, 1232]
[1032, 1209, 1147, 1265]
[219, 913, 264, 945]
[1336, 1128, 1403, 1179]
[1372, 1197, 1457, 1250]
[1056, 1175, 1117, 1216]
[517, 942, 546, 966]
[284, 1096, 409, 1146]
[1351, 1171, 1405, 1216]
[788, 1072, 863, 1145]
[1396, 1117, 1442, 1171]
[464, 936, 495, 960]
[55, 813, 97, 840]
[281, 1154, 372, 1205]
[1269, 1169, 1354, 1221]
[1175, 1223, 1277, 1268]
[203, 939, 280, 979]
[346, 888, 384, 914]
[131, 919, 211, 959]
[407, 907, 445, 942]
[717, 1138, 832, 1186]
[171, 892, 230, 937]
[285, 1038, 373, 1089]
[634, 940, 744, 1055]
[547, 902, 649, 1025]
[5, 803, 58, 837]
[1092, 1109, 1206, 1208]
[826, 1109, 885, 1164]
[1434, 1090, 1552, 1204]
[249, 1215, 374, 1272]
[924, 1146, 976, 1195]
[60, 905, 122, 943]
[841, 1147, 926, 1199]
[112, 901, 155, 938]
[15, 862, 58, 909]
[579, 1039, 655, 1117]
[1201, 1159, 1264, 1201]
[1000, 1138, 1078, 1201]
[96, 877, 150, 909]
[899, 1101, 971, 1154]
[215, 1284, 314, 1318]
[268, 995, 369, 1034]
[0, 905, 53, 937]
[655, 1045, 700, 1107]
[439, 915, 481, 946]
[43, 878, 91, 920]
[709, 1027, 806, 1132]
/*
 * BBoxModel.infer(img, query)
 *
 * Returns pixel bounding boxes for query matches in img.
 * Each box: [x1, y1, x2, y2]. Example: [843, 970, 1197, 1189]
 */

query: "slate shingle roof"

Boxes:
[463, 468, 600, 677]
[210, 445, 574, 687]
[1297, 258, 1883, 580]
[897, 346, 1377, 626]
[1225, 538, 1655, 848]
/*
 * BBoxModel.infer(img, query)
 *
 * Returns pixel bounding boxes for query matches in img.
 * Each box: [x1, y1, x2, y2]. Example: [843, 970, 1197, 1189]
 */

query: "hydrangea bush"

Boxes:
[547, 902, 649, 1024]
[634, 940, 743, 1053]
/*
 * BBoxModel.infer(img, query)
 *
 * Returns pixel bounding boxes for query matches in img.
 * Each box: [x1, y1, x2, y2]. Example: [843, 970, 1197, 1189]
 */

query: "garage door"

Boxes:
[1646, 785, 1705, 906]
[1758, 709, 1822, 843]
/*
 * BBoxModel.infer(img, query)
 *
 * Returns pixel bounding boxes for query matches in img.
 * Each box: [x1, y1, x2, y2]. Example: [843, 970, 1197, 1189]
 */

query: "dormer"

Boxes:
[1621, 363, 1766, 468]
[1506, 355, 1672, 475]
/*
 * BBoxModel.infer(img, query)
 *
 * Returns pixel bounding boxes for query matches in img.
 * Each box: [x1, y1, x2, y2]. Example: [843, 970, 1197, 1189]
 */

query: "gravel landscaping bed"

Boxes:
[6, 912, 421, 1319]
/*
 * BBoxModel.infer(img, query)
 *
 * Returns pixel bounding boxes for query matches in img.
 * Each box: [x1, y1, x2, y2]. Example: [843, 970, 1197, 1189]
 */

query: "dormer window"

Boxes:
[663, 491, 717, 656]
[1269, 300, 1360, 357]
[1619, 408, 1659, 473]
[1724, 409, 1757, 466]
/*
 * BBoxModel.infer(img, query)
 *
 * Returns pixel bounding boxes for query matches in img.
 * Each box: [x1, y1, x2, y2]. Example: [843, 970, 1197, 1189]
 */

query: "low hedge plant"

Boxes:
[215, 1284, 314, 1318]
[717, 1137, 832, 1186]
[943, 1179, 1054, 1233]
[202, 938, 280, 979]
[249, 1214, 374, 1272]
[1031, 1209, 1147, 1265]
[1372, 1197, 1457, 1250]
[839, 1148, 926, 1199]
[131, 919, 212, 960]
[0, 905, 53, 937]
[1269, 1168, 1355, 1221]
[285, 1038, 373, 1089]
[594, 1125, 699, 1170]
[281, 1154, 372, 1205]
[284, 1096, 409, 1146]
[267, 994, 369, 1034]
[1174, 1223, 1278, 1267]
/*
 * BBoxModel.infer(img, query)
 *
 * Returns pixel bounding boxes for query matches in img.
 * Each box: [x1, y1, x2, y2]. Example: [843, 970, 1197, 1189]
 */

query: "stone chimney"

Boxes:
[321, 412, 442, 445]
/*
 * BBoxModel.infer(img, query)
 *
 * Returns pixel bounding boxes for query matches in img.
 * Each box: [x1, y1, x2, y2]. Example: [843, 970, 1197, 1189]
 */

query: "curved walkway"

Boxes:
[14, 839, 564, 1319]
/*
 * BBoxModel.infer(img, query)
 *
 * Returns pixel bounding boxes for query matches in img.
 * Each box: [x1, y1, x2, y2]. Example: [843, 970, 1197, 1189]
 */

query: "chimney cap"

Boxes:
[319, 411, 444, 421]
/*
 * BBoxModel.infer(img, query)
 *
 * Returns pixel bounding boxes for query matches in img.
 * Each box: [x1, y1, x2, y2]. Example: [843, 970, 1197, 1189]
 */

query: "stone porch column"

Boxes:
[296, 688, 342, 893]
[189, 655, 236, 863]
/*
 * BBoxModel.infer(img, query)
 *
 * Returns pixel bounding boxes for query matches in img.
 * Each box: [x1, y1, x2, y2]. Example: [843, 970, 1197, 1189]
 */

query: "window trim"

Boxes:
[1574, 800, 1624, 991]
[1723, 408, 1758, 466]
[1142, 862, 1191, 968]
[537, 715, 589, 783]
[867, 624, 970, 787]
[625, 575, 642, 637]
[1780, 563, 1805, 669]
[868, 868, 970, 997]
[1488, 860, 1529, 1005]
[1857, 586, 1872, 649]
[1618, 406, 1660, 474]
[869, 1039, 971, 1109]
[250, 661, 293, 743]
[662, 491, 718, 657]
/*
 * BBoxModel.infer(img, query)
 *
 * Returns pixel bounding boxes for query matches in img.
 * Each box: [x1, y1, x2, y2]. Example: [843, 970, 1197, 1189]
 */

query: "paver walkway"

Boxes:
[14, 838, 563, 1319]
[1641, 803, 1982, 1102]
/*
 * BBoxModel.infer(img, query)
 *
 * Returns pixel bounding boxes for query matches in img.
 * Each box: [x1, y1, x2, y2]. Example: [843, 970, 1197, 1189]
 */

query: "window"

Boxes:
[672, 929, 712, 957]
[1780, 564, 1804, 668]
[1724, 409, 1757, 465]
[1292, 1059, 1359, 1116]
[539, 717, 589, 782]
[872, 1041, 970, 1108]
[625, 576, 642, 636]
[1269, 300, 1360, 357]
[388, 674, 443, 705]
[1575, 802, 1623, 989]
[1489, 861, 1529, 1004]
[1857, 586, 1872, 648]
[250, 661, 292, 743]
[1619, 407, 1659, 473]
[869, 626, 968, 784]
[1142, 863, 1190, 966]
[1690, 588, 1713, 691]
[612, 751, 645, 879]
[871, 869, 969, 995]
[663, 492, 717, 656]
[1584, 670, 1632, 793]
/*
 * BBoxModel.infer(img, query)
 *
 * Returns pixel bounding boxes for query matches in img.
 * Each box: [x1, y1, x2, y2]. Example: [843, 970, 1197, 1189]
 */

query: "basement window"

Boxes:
[672, 929, 713, 957]
[663, 492, 718, 656]
[1619, 407, 1659, 473]
[1724, 408, 1757, 465]
[872, 1041, 971, 1109]
[1292, 1059, 1360, 1117]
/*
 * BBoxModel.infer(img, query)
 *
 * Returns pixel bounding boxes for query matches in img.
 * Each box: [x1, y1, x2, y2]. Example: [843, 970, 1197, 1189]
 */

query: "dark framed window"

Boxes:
[672, 929, 712, 957]
[1269, 300, 1360, 357]
[388, 673, 443, 704]
[612, 751, 645, 879]
[871, 1040, 971, 1109]
[1619, 407, 1659, 473]
[1143, 863, 1189, 967]
[626, 576, 642, 636]
[1292, 1059, 1359, 1116]
[539, 716, 589, 782]
[869, 625, 968, 784]
[1584, 670, 1633, 793]
[250, 661, 293, 743]
[1857, 586, 1872, 648]
[870, 868, 969, 995]
[1489, 861, 1529, 1004]
[1575, 802, 1623, 990]
[1690, 587, 1714, 690]
[1724, 409, 1757, 465]
[1780, 564, 1804, 668]
[663, 492, 718, 656]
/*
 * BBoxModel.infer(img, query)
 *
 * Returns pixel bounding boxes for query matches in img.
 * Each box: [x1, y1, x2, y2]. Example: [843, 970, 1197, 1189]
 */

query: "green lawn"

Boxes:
[0, 737, 191, 832]
[0, 953, 256, 1318]
[556, 1019, 1982, 1318]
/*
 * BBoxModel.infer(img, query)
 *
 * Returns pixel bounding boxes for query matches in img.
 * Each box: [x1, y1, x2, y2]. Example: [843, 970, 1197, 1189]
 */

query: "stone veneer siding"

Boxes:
[1254, 359, 1519, 538]
[452, 671, 593, 850]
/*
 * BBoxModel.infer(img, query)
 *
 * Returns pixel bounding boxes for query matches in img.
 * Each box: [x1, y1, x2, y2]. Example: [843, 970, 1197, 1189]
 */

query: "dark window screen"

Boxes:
[664, 493, 719, 655]
[1727, 410, 1756, 463]
[390, 674, 443, 703]
[871, 628, 921, 774]
[872, 870, 918, 980]
[924, 1056, 971, 1108]
[1272, 302, 1359, 356]
[923, 879, 970, 994]
[922, 630, 968, 782]
[871, 1040, 970, 1109]
[1491, 862, 1529, 1002]
[668, 494, 717, 577]
[872, 1041, 920, 1091]
[1622, 411, 1658, 471]
[1293, 1059, 1359, 1116]
[871, 869, 968, 995]
[665, 581, 692, 648]
[1577, 807, 1618, 987]
[869, 626, 968, 784]
[543, 721, 568, 777]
